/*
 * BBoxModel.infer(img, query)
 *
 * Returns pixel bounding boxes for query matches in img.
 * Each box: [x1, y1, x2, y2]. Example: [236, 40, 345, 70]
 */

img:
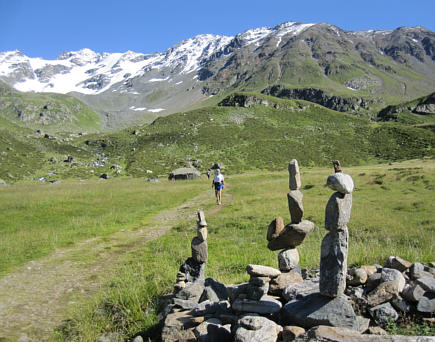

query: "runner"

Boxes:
[212, 169, 224, 205]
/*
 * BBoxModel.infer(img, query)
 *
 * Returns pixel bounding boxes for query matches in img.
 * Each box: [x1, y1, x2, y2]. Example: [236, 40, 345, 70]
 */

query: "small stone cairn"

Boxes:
[173, 210, 209, 294]
[267, 159, 315, 274]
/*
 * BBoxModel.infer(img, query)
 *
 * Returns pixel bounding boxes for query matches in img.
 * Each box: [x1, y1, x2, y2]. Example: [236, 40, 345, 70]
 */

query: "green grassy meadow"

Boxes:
[25, 159, 432, 341]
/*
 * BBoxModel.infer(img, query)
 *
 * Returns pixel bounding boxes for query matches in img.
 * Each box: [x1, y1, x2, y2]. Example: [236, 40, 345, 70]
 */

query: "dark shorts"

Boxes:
[215, 183, 223, 191]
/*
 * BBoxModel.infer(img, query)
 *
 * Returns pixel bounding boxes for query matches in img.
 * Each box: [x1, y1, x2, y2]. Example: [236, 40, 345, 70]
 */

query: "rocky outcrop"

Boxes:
[262, 86, 383, 114]
[378, 92, 435, 121]
[218, 93, 305, 111]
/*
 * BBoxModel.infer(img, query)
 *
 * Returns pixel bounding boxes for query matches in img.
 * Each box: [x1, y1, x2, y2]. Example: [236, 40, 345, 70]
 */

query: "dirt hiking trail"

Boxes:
[0, 188, 233, 341]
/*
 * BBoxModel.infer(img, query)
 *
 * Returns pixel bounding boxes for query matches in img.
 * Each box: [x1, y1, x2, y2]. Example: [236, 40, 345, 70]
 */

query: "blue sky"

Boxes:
[1, 0, 434, 59]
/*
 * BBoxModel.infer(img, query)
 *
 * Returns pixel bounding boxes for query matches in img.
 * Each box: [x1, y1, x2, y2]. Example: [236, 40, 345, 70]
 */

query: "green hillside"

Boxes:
[0, 81, 102, 134]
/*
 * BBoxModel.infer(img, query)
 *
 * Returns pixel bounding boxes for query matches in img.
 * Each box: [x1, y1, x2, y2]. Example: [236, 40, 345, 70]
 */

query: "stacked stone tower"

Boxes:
[267, 159, 315, 273]
[174, 210, 209, 293]
[320, 160, 355, 297]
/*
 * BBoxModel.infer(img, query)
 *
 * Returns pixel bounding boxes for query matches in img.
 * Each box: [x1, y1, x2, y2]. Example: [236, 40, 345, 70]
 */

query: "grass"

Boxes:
[46, 159, 435, 341]
[0, 178, 206, 276]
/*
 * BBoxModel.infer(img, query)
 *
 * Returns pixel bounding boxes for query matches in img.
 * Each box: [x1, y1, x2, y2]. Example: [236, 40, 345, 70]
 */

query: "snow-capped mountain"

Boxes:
[1, 21, 434, 129]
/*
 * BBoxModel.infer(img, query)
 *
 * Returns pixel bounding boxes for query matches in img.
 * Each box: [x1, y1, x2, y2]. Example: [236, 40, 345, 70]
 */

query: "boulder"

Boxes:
[267, 217, 285, 241]
[325, 192, 352, 230]
[191, 237, 208, 263]
[409, 262, 432, 280]
[402, 284, 425, 302]
[268, 220, 315, 250]
[391, 296, 412, 313]
[161, 310, 203, 342]
[320, 228, 349, 297]
[366, 281, 399, 307]
[347, 268, 368, 286]
[175, 280, 205, 301]
[232, 295, 282, 314]
[369, 302, 399, 326]
[193, 318, 232, 342]
[269, 271, 303, 296]
[246, 264, 281, 278]
[235, 315, 282, 342]
[282, 293, 359, 330]
[287, 191, 304, 223]
[326, 173, 354, 194]
[199, 278, 228, 302]
[417, 293, 435, 313]
[385, 256, 412, 272]
[416, 277, 435, 293]
[288, 159, 301, 190]
[278, 248, 300, 272]
[381, 268, 406, 292]
[283, 278, 320, 301]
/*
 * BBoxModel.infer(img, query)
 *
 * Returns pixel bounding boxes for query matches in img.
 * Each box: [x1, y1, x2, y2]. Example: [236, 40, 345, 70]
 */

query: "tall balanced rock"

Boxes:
[268, 159, 314, 274]
[320, 160, 354, 297]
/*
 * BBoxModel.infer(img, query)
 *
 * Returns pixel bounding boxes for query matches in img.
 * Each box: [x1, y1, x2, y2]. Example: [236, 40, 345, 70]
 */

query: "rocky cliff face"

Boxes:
[262, 86, 384, 114]
[378, 92, 435, 121]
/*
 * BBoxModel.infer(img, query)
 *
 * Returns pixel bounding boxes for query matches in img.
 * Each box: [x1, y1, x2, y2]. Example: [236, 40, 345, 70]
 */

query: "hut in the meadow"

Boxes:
[169, 167, 201, 181]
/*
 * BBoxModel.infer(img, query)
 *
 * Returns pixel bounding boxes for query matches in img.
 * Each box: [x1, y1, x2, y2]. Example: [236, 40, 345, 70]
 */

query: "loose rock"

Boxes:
[325, 192, 352, 230]
[369, 302, 399, 326]
[246, 264, 281, 278]
[235, 315, 282, 342]
[278, 248, 300, 272]
[267, 217, 285, 241]
[267, 220, 315, 250]
[326, 173, 354, 194]
[287, 190, 304, 223]
[288, 159, 301, 190]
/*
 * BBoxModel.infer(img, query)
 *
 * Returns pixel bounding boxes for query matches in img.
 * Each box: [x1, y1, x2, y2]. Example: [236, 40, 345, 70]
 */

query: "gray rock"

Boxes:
[180, 257, 205, 282]
[385, 256, 412, 272]
[365, 272, 382, 292]
[269, 271, 303, 296]
[267, 220, 315, 250]
[191, 237, 208, 263]
[361, 265, 378, 276]
[369, 302, 399, 326]
[282, 293, 359, 330]
[417, 293, 435, 313]
[381, 268, 406, 292]
[366, 326, 388, 335]
[416, 277, 435, 293]
[197, 210, 207, 227]
[295, 325, 362, 342]
[246, 264, 281, 278]
[161, 310, 203, 342]
[192, 300, 232, 317]
[283, 278, 320, 301]
[391, 296, 412, 313]
[175, 280, 205, 301]
[200, 278, 228, 302]
[249, 276, 269, 287]
[197, 227, 207, 241]
[232, 295, 282, 314]
[356, 316, 370, 333]
[289, 159, 302, 190]
[347, 268, 368, 286]
[326, 173, 354, 194]
[131, 336, 143, 342]
[288, 190, 304, 223]
[246, 282, 269, 301]
[410, 262, 430, 280]
[325, 192, 352, 231]
[226, 283, 249, 302]
[278, 248, 300, 272]
[402, 284, 425, 302]
[267, 217, 284, 241]
[235, 315, 282, 342]
[282, 326, 306, 341]
[320, 228, 348, 297]
[366, 281, 399, 307]
[193, 318, 232, 342]
[172, 298, 199, 310]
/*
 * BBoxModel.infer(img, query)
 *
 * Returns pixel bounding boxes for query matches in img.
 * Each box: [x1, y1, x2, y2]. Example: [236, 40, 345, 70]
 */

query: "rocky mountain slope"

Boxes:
[1, 22, 434, 129]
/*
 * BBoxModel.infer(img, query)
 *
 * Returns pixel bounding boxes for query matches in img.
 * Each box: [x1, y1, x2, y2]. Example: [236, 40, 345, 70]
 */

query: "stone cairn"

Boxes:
[320, 160, 354, 297]
[157, 162, 435, 342]
[173, 210, 208, 294]
[267, 159, 315, 274]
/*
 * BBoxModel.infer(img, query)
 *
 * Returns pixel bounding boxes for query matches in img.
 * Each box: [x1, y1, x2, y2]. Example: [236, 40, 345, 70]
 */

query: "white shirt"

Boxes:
[214, 173, 224, 183]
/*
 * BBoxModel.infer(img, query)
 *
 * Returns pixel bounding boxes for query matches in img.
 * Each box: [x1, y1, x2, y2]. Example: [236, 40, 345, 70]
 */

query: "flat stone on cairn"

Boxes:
[267, 220, 315, 251]
[320, 160, 354, 298]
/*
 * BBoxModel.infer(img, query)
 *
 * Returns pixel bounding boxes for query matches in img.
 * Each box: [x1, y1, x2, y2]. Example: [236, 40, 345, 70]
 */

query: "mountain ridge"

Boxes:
[1, 21, 434, 129]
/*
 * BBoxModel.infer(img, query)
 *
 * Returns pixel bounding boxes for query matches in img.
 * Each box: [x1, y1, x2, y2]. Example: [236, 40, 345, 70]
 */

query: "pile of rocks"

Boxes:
[157, 161, 434, 342]
[267, 159, 314, 273]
